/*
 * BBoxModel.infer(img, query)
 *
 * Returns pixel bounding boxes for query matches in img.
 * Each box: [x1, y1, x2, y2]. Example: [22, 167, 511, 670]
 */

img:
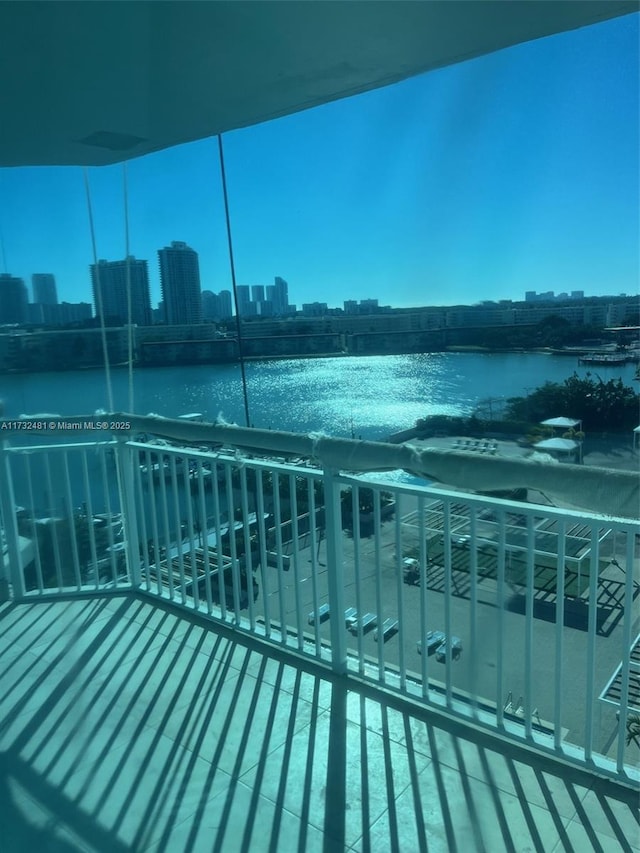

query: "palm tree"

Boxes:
[625, 713, 640, 747]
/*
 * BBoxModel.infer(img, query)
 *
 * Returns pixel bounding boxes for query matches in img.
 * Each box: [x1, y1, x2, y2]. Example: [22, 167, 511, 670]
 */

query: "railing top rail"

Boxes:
[1, 412, 638, 520]
[2, 439, 116, 453]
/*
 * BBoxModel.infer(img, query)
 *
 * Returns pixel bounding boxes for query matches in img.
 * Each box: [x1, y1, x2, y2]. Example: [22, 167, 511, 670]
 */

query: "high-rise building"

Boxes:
[235, 285, 252, 316]
[201, 290, 218, 321]
[0, 273, 28, 324]
[218, 290, 233, 319]
[302, 302, 328, 317]
[90, 257, 152, 325]
[32, 273, 58, 305]
[27, 301, 92, 326]
[273, 276, 289, 315]
[158, 241, 202, 324]
[251, 285, 265, 303]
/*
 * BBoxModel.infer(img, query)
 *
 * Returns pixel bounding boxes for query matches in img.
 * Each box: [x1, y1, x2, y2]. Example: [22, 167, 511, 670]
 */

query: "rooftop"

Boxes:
[2, 593, 638, 853]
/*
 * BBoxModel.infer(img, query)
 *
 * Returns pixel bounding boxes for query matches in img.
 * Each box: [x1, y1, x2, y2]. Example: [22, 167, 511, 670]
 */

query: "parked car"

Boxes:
[416, 630, 445, 655]
[435, 636, 463, 662]
[403, 557, 421, 585]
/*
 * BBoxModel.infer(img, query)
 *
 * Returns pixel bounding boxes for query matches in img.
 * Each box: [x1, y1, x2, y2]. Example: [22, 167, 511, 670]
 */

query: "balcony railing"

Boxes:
[1, 414, 638, 787]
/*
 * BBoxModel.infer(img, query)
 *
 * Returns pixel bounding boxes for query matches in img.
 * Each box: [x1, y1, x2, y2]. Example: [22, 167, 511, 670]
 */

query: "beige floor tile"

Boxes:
[239, 705, 425, 849]
[556, 815, 639, 853]
[62, 725, 233, 851]
[576, 783, 640, 850]
[142, 780, 330, 853]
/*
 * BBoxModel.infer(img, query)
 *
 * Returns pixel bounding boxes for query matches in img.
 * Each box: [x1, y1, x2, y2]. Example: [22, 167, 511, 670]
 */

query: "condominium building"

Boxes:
[90, 257, 152, 326]
[32, 273, 58, 305]
[158, 241, 202, 324]
[0, 273, 28, 324]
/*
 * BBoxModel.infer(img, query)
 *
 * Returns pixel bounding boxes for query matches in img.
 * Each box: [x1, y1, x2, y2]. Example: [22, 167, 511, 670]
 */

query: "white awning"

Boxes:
[534, 438, 579, 451]
[540, 417, 582, 429]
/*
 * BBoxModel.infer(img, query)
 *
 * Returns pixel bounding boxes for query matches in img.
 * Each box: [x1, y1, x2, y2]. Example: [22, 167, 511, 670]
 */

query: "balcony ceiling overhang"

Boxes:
[1, 0, 638, 167]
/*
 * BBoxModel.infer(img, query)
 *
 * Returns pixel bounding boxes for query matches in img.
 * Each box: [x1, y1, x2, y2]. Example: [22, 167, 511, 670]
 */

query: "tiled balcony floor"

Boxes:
[1, 593, 638, 853]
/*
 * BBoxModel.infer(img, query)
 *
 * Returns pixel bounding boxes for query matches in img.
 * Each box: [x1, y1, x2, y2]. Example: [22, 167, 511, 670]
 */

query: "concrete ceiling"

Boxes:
[1, 1, 637, 167]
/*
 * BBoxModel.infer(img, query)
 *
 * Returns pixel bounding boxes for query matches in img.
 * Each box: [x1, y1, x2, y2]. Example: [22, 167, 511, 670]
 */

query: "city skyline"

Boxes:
[0, 260, 635, 329]
[0, 13, 637, 310]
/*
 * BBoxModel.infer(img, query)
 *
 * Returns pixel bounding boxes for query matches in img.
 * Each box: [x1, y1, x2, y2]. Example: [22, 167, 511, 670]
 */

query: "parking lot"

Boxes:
[252, 505, 640, 759]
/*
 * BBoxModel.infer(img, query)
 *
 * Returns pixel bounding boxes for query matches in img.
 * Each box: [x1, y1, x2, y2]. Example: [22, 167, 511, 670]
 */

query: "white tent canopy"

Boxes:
[534, 438, 579, 451]
[540, 417, 582, 429]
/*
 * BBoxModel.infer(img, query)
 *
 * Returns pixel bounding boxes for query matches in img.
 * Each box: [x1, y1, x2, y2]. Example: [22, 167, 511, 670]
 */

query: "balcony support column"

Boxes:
[323, 468, 347, 675]
[0, 440, 24, 600]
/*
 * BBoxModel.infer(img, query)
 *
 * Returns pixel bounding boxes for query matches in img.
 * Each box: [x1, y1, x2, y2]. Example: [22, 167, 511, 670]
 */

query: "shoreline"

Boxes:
[1, 345, 636, 376]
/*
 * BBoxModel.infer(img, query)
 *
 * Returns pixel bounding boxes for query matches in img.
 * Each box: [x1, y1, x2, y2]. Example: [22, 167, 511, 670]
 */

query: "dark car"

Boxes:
[435, 636, 463, 662]
[416, 630, 445, 655]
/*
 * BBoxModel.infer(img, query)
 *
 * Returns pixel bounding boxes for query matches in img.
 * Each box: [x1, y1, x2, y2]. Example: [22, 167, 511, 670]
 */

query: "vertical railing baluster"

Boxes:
[115, 440, 141, 589]
[290, 473, 304, 650]
[616, 527, 635, 773]
[170, 455, 187, 603]
[255, 468, 269, 636]
[199, 461, 213, 616]
[352, 484, 364, 672]
[419, 496, 428, 700]
[146, 454, 163, 596]
[324, 469, 346, 675]
[272, 472, 287, 644]
[0, 441, 24, 599]
[308, 476, 321, 657]
[496, 511, 506, 729]
[61, 450, 81, 589]
[584, 521, 600, 762]
[554, 519, 566, 752]
[24, 454, 45, 593]
[224, 465, 242, 623]
[43, 453, 64, 591]
[80, 450, 99, 589]
[184, 460, 199, 609]
[374, 489, 384, 682]
[443, 499, 452, 706]
[395, 493, 406, 692]
[212, 463, 226, 621]
[132, 455, 150, 592]
[156, 454, 174, 599]
[99, 447, 118, 585]
[240, 466, 255, 631]
[524, 514, 535, 739]
[469, 505, 478, 719]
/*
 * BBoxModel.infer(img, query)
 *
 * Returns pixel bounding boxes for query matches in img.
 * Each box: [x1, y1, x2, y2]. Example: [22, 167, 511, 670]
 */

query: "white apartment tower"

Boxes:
[158, 241, 202, 324]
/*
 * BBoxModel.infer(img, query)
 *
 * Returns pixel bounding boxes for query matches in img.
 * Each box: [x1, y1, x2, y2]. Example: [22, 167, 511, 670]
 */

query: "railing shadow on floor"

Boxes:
[1, 593, 638, 852]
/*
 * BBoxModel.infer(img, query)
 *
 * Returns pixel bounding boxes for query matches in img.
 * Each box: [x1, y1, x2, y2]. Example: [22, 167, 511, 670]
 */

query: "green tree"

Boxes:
[506, 372, 639, 431]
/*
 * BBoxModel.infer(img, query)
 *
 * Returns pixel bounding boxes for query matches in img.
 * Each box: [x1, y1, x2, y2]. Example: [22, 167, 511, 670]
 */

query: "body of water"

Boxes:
[2, 352, 636, 542]
[1, 352, 637, 440]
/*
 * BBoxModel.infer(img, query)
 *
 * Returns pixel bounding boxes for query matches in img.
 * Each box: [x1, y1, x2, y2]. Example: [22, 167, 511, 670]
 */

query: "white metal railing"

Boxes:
[0, 420, 638, 785]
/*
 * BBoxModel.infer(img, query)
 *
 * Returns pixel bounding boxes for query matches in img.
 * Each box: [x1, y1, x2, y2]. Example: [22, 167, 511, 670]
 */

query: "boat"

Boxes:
[578, 352, 629, 365]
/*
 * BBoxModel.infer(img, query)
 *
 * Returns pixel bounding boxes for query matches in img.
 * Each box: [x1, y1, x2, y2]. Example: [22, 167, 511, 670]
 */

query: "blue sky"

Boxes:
[1, 12, 638, 310]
